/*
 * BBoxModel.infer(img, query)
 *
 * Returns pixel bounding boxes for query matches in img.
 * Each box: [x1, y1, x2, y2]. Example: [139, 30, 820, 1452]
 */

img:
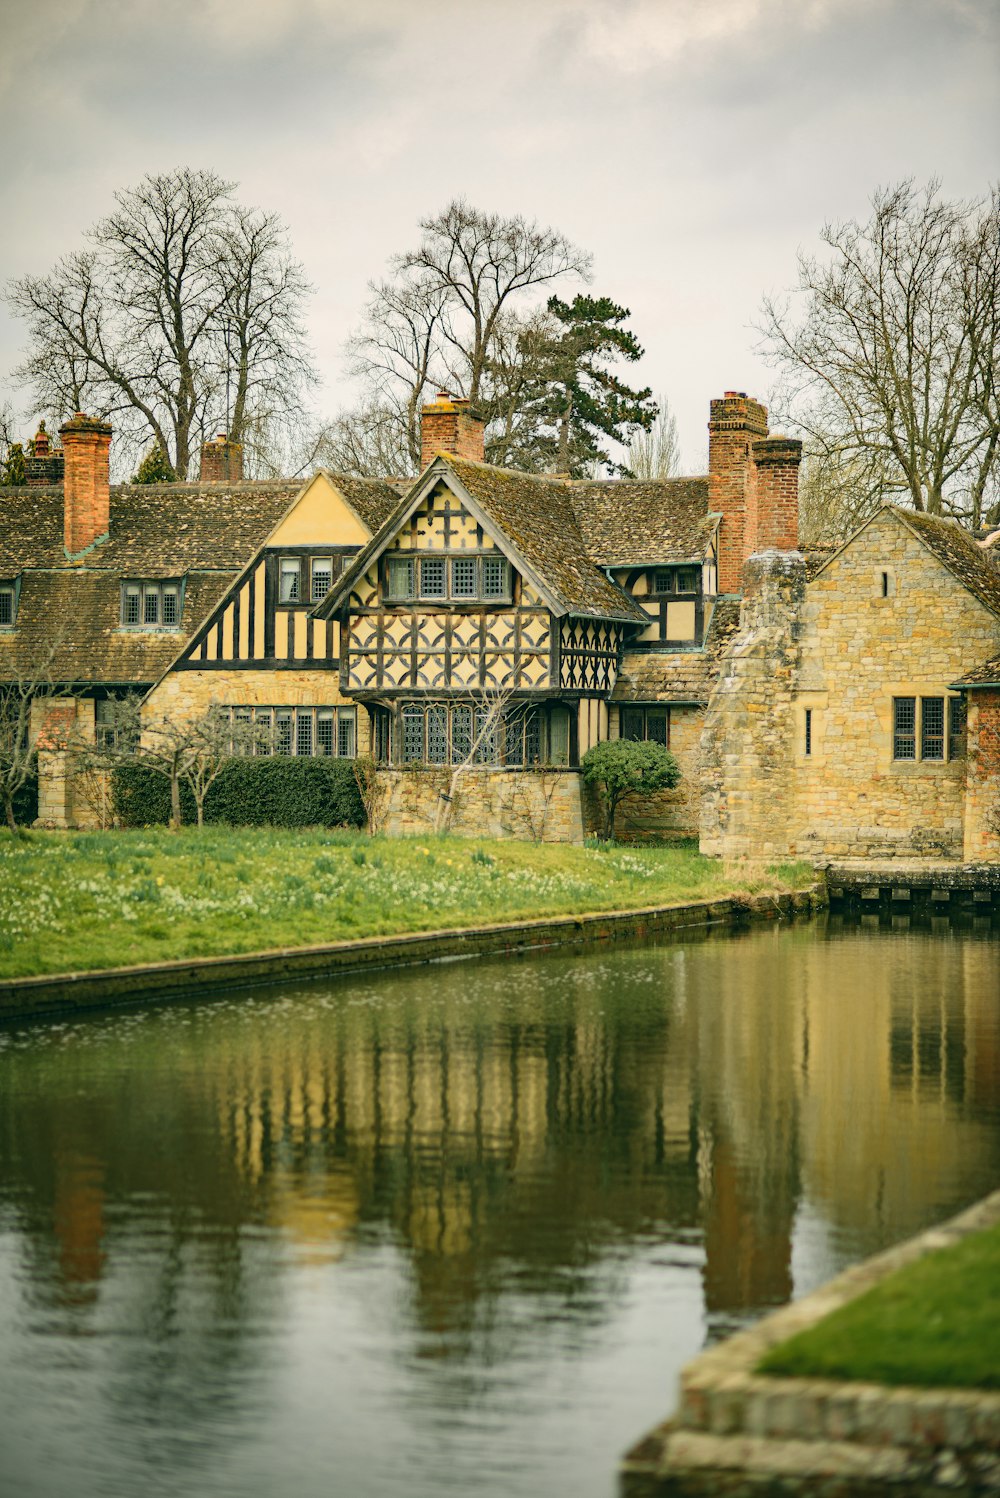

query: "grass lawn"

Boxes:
[758, 1220, 1000, 1390]
[0, 827, 814, 979]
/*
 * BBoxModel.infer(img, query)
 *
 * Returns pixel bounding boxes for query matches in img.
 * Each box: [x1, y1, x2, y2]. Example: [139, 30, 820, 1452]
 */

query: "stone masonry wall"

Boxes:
[609, 703, 704, 841]
[793, 512, 1000, 860]
[700, 551, 807, 861]
[964, 690, 1000, 861]
[382, 767, 585, 843]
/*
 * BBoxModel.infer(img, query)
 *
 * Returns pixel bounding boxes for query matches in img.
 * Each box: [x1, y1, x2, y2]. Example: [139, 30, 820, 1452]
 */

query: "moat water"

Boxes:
[1, 916, 999, 1498]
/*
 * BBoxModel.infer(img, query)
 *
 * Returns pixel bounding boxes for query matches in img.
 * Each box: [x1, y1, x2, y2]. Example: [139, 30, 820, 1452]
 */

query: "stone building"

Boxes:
[2, 393, 998, 859]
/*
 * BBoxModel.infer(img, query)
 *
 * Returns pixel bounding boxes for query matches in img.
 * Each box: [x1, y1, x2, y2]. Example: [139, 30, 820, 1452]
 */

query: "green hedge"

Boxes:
[12, 762, 39, 827]
[112, 757, 365, 829]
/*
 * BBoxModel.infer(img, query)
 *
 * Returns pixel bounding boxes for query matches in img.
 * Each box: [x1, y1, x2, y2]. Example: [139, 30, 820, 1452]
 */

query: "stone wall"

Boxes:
[964, 690, 1000, 861]
[700, 551, 807, 861]
[144, 667, 367, 740]
[381, 767, 585, 843]
[792, 512, 1000, 860]
[609, 703, 704, 841]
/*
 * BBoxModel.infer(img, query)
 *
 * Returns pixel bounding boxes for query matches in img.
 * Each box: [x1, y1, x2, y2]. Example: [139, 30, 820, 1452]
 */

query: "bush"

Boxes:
[113, 757, 365, 829]
[581, 738, 680, 840]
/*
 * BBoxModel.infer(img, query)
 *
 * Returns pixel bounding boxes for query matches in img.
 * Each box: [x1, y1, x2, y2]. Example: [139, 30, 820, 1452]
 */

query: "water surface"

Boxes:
[1, 916, 998, 1497]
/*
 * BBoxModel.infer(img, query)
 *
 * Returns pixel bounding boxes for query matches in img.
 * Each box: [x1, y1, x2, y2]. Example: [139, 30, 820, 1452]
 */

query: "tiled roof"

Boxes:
[0, 481, 302, 574]
[0, 473, 402, 684]
[611, 598, 742, 704]
[446, 457, 647, 623]
[951, 655, 1000, 689]
[898, 510, 1000, 618]
[319, 472, 410, 533]
[571, 477, 717, 565]
[0, 570, 233, 683]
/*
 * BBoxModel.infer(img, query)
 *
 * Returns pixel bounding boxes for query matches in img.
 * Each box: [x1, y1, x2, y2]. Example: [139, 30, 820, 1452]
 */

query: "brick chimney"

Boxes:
[420, 393, 485, 469]
[709, 392, 769, 594]
[59, 413, 112, 556]
[200, 433, 244, 482]
[752, 437, 802, 552]
[26, 421, 65, 488]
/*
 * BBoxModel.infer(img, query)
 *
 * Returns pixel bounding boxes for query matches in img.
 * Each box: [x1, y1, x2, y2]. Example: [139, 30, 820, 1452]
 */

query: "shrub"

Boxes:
[581, 738, 680, 840]
[113, 757, 364, 829]
[12, 760, 38, 826]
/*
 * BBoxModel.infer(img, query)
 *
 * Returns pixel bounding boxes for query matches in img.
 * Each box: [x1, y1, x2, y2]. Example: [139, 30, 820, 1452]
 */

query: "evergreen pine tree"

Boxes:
[3, 443, 26, 486]
[522, 296, 657, 477]
[132, 443, 176, 485]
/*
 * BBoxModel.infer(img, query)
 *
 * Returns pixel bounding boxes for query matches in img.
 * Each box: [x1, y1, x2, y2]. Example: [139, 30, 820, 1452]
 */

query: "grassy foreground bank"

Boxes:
[0, 828, 813, 980]
[759, 1220, 1000, 1391]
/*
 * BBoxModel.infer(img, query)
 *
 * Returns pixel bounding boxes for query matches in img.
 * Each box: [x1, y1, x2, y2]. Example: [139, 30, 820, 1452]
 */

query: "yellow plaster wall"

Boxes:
[268, 473, 371, 548]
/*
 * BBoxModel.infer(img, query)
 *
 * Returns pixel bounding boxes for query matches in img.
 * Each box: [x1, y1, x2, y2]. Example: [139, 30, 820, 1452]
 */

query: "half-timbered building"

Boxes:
[4, 391, 999, 859]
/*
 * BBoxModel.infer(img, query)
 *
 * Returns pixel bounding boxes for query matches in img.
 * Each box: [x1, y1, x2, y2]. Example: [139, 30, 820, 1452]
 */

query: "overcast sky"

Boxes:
[1, 0, 996, 470]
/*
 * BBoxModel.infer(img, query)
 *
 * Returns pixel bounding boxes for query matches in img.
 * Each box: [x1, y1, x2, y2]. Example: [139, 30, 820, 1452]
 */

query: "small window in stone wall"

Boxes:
[893, 696, 956, 762]
[949, 696, 967, 759]
[621, 706, 670, 746]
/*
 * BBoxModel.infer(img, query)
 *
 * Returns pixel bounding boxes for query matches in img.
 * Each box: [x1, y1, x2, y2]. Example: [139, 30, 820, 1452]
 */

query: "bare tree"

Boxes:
[431, 687, 522, 834]
[0, 644, 69, 835]
[759, 180, 1000, 528]
[7, 169, 316, 478]
[352, 754, 391, 836]
[334, 201, 592, 473]
[310, 398, 414, 478]
[627, 393, 681, 479]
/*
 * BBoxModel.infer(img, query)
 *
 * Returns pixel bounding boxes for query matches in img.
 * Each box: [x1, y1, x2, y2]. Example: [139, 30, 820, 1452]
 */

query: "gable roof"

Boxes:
[316, 457, 650, 626]
[570, 477, 717, 565]
[315, 471, 411, 533]
[0, 472, 402, 685]
[811, 505, 1000, 618]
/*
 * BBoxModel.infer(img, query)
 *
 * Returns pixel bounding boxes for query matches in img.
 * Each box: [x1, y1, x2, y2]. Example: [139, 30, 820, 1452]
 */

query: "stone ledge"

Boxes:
[0, 886, 824, 1025]
[623, 1189, 1000, 1496]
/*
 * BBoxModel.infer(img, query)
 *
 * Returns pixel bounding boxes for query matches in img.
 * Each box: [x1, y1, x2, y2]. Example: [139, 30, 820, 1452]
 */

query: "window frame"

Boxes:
[120, 579, 184, 630]
[393, 701, 548, 767]
[222, 704, 357, 758]
[381, 553, 512, 605]
[892, 695, 962, 763]
[0, 581, 17, 629]
[620, 705, 670, 748]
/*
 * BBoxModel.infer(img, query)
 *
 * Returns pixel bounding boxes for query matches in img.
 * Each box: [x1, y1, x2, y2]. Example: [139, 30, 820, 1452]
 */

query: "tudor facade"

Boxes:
[3, 391, 999, 859]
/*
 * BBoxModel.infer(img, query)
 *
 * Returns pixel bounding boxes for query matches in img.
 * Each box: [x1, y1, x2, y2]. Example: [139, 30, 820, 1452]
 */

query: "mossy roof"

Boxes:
[0, 475, 401, 684]
[898, 510, 1000, 619]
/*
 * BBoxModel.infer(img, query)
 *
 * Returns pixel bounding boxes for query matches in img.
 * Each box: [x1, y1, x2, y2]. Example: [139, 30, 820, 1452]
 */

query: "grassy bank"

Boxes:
[0, 828, 814, 980]
[759, 1220, 1000, 1390]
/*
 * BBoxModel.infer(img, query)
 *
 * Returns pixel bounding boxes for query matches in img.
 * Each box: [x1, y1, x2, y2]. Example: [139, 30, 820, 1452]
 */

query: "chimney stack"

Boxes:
[26, 421, 65, 488]
[709, 392, 769, 593]
[420, 393, 485, 469]
[59, 413, 112, 556]
[200, 433, 244, 483]
[752, 437, 802, 553]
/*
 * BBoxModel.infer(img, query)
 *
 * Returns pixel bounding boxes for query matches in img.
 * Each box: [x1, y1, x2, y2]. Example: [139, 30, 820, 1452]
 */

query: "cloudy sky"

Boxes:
[1, 0, 996, 469]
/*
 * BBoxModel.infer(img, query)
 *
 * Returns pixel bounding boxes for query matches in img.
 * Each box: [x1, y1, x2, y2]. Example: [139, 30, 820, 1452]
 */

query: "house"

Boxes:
[3, 394, 998, 860]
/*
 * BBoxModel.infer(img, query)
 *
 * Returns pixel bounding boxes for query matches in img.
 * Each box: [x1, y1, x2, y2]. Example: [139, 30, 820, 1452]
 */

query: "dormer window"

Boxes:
[121, 580, 183, 629]
[0, 581, 16, 628]
[652, 567, 699, 595]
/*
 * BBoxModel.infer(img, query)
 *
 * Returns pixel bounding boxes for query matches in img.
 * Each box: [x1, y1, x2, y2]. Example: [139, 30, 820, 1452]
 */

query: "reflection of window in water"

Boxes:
[889, 995, 965, 1104]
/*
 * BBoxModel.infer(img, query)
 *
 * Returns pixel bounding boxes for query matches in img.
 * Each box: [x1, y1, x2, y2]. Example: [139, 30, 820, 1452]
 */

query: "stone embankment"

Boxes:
[0, 887, 823, 1025]
[826, 860, 1000, 916]
[622, 1192, 1000, 1498]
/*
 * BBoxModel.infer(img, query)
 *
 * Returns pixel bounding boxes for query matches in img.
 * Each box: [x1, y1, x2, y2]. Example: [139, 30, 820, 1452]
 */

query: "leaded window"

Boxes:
[652, 567, 699, 596]
[402, 706, 424, 762]
[95, 697, 135, 752]
[427, 704, 449, 763]
[451, 705, 473, 763]
[222, 705, 355, 757]
[451, 557, 478, 598]
[921, 696, 944, 760]
[482, 556, 508, 599]
[893, 697, 916, 759]
[311, 558, 334, 602]
[420, 557, 446, 597]
[374, 710, 392, 765]
[392, 702, 551, 767]
[621, 706, 670, 746]
[121, 580, 182, 629]
[892, 696, 958, 762]
[0, 584, 15, 627]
